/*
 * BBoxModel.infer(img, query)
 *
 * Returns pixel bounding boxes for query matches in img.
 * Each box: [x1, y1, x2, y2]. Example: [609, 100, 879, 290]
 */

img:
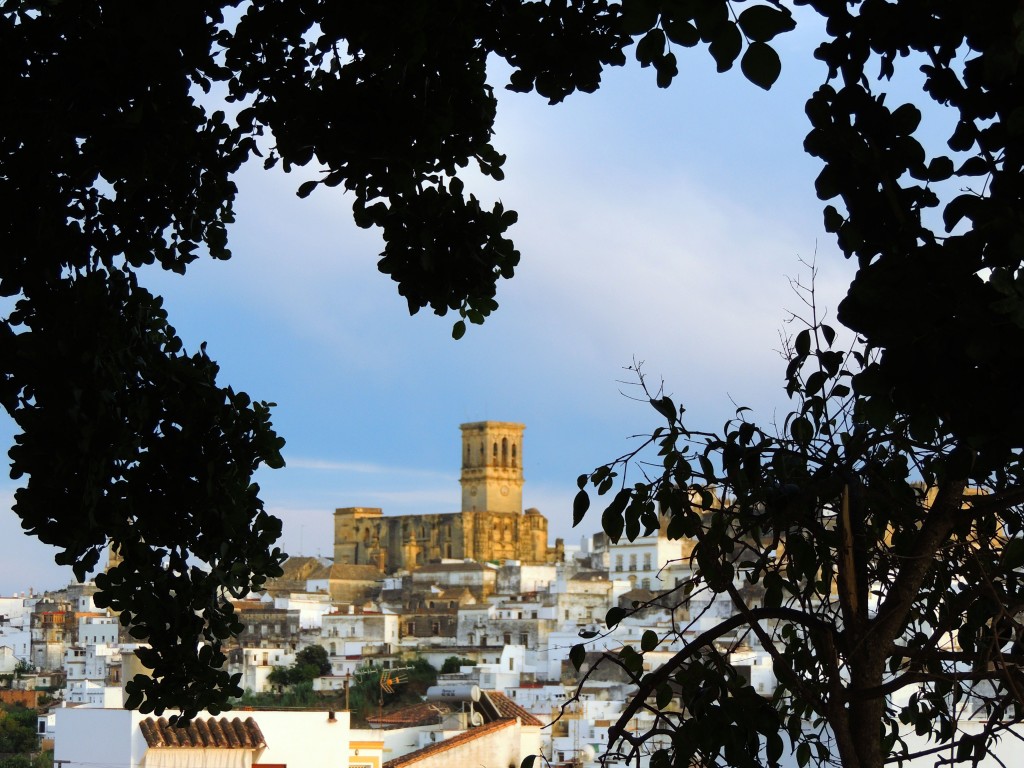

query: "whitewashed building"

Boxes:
[55, 707, 350, 768]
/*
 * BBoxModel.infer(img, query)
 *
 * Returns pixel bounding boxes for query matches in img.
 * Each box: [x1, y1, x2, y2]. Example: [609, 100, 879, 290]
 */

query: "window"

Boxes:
[504, 633, 512, 644]
[643, 553, 652, 571]
[519, 633, 528, 645]
[629, 554, 637, 571]
[641, 578, 651, 590]
[615, 555, 623, 573]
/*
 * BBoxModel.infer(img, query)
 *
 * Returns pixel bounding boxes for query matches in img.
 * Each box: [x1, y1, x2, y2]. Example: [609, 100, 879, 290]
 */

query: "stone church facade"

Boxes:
[333, 422, 550, 574]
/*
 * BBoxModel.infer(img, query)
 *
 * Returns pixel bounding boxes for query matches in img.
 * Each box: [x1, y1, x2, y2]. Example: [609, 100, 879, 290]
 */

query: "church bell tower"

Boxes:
[460, 421, 524, 513]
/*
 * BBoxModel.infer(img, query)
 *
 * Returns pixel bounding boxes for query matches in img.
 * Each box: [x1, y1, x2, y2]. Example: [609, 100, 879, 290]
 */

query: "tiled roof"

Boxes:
[278, 556, 327, 579]
[483, 691, 544, 727]
[329, 563, 382, 580]
[228, 600, 267, 612]
[366, 702, 452, 728]
[382, 719, 516, 768]
[413, 562, 489, 573]
[307, 563, 333, 580]
[139, 717, 266, 749]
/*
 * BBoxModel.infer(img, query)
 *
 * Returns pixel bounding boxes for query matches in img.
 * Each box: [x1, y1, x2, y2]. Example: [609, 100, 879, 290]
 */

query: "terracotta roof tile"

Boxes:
[139, 717, 266, 749]
[483, 691, 544, 727]
[382, 719, 515, 768]
[413, 562, 489, 573]
[329, 563, 382, 580]
[366, 702, 452, 728]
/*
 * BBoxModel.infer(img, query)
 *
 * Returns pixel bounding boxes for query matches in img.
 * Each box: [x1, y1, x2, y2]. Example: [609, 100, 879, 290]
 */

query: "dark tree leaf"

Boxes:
[737, 5, 797, 43]
[573, 489, 591, 527]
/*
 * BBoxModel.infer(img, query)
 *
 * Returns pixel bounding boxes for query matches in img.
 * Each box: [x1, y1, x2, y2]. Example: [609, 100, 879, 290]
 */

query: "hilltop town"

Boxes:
[1, 421, 1018, 768]
[0, 421, 773, 768]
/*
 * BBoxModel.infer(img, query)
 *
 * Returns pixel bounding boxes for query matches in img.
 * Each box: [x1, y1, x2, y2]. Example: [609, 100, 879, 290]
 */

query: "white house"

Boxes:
[321, 610, 399, 660]
[78, 615, 119, 646]
[233, 646, 294, 694]
[55, 707, 351, 768]
[272, 593, 334, 630]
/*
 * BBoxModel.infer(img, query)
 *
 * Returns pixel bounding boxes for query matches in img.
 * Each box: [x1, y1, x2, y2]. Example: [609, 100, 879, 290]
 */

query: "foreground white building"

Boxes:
[55, 707, 351, 768]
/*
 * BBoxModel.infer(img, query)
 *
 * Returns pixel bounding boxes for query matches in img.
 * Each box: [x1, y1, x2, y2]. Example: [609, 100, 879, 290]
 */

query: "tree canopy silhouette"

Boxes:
[3, 0, 1023, 741]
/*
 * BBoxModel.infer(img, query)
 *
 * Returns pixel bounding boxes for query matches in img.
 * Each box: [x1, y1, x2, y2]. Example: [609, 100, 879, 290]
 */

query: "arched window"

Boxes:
[501, 437, 508, 467]
[493, 442, 498, 464]
[511, 443, 517, 468]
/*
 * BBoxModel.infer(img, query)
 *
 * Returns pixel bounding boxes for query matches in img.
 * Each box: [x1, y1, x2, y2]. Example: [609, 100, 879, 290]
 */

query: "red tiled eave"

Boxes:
[139, 717, 266, 749]
[383, 719, 516, 768]
[484, 691, 544, 727]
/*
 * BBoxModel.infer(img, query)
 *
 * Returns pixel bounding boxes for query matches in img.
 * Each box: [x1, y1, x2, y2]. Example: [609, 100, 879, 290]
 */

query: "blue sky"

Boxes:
[0, 20, 861, 594]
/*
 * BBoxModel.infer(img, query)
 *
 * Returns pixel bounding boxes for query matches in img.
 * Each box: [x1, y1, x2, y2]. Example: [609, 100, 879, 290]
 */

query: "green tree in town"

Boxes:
[339, 660, 437, 724]
[441, 656, 478, 675]
[0, 755, 52, 768]
[267, 644, 332, 687]
[403, 658, 440, 699]
[0, 706, 38, 754]
[4, 2, 1024, 748]
[294, 644, 333, 677]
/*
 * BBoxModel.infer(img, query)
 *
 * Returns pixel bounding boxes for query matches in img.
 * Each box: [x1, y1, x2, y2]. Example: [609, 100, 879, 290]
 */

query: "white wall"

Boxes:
[55, 707, 351, 768]
[79, 617, 118, 646]
[0, 627, 31, 659]
[253, 710, 350, 768]
[54, 708, 138, 768]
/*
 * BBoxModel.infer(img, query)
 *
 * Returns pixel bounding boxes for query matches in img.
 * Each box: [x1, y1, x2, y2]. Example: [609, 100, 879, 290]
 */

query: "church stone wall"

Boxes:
[332, 422, 551, 576]
[335, 507, 548, 574]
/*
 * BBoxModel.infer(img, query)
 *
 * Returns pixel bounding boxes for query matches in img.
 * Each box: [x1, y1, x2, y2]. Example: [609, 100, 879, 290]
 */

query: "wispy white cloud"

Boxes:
[284, 457, 452, 480]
